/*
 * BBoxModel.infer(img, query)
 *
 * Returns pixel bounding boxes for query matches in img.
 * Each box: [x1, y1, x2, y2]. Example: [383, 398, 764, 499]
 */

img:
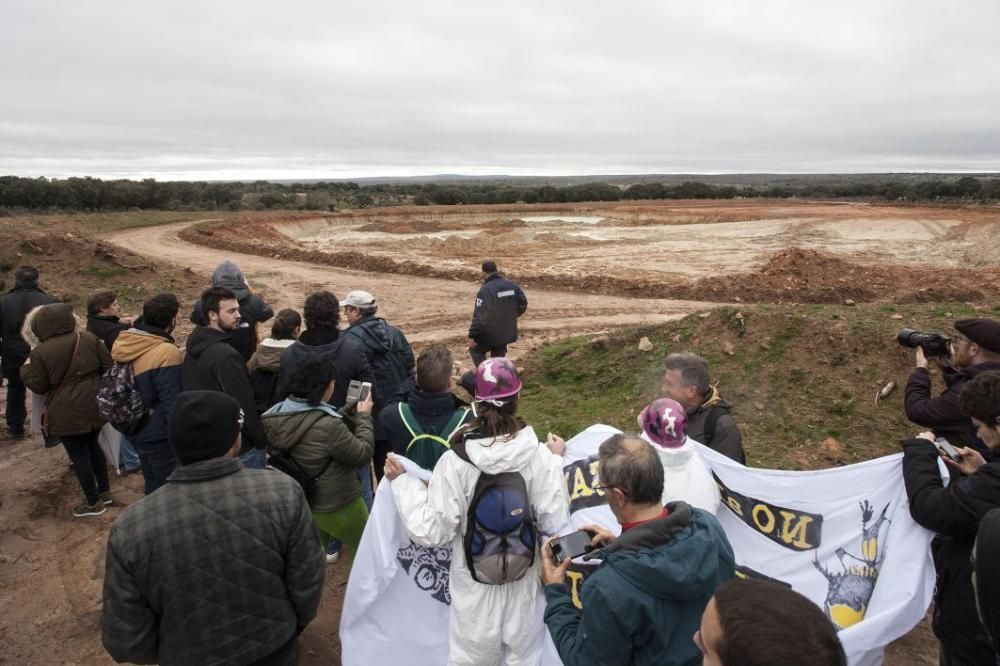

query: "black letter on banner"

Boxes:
[712, 473, 823, 551]
[563, 455, 608, 514]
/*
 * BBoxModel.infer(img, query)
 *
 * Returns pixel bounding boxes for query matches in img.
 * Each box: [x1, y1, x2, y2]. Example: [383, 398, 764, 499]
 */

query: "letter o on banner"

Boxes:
[752, 504, 776, 533]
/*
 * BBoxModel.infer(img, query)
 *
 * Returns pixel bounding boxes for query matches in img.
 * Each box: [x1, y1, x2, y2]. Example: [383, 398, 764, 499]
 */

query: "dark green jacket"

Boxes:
[262, 398, 374, 512]
[544, 503, 735, 666]
[21, 303, 111, 436]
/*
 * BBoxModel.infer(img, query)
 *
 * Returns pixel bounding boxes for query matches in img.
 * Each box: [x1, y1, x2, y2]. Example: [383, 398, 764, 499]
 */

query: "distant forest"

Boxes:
[1, 173, 998, 212]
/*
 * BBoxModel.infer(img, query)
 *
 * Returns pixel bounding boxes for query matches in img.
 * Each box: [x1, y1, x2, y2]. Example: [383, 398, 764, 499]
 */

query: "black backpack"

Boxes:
[453, 433, 537, 585]
[268, 449, 334, 502]
[97, 361, 151, 436]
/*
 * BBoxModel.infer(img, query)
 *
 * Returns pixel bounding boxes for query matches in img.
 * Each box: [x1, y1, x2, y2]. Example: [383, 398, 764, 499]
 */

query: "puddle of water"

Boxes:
[521, 215, 607, 224]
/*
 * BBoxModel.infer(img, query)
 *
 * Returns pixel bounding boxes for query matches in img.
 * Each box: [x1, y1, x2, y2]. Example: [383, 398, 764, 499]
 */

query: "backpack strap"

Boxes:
[442, 408, 470, 440]
[703, 405, 726, 445]
[398, 402, 423, 438]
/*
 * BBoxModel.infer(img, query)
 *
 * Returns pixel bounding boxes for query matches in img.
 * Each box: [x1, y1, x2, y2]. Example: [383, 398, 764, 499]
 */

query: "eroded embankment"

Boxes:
[178, 217, 1000, 304]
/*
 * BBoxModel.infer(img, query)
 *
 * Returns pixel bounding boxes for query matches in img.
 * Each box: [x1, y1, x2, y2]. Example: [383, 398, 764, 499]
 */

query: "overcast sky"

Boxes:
[2, 1, 999, 180]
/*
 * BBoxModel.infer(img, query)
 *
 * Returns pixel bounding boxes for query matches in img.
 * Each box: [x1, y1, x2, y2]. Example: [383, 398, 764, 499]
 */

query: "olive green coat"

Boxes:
[263, 399, 374, 512]
[21, 303, 111, 436]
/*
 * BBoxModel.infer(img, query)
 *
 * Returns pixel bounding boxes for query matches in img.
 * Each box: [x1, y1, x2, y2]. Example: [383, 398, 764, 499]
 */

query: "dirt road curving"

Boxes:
[105, 220, 722, 357]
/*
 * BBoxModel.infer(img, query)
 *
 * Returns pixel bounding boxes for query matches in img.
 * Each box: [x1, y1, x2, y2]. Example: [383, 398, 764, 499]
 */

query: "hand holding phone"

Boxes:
[934, 437, 960, 461]
[549, 530, 596, 564]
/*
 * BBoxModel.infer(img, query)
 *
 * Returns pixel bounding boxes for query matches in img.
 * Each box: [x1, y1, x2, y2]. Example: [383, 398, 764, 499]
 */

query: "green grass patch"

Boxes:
[519, 301, 984, 471]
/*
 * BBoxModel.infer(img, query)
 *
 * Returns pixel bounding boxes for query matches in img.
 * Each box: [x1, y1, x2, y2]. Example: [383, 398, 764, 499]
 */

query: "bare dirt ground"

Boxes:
[182, 200, 1000, 304]
[3, 200, 998, 664]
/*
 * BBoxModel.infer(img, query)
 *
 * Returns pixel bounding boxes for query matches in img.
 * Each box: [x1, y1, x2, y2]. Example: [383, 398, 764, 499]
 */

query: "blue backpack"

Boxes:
[453, 433, 537, 585]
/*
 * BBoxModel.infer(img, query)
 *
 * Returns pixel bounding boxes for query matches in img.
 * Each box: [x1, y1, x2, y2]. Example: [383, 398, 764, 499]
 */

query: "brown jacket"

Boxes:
[20, 303, 111, 436]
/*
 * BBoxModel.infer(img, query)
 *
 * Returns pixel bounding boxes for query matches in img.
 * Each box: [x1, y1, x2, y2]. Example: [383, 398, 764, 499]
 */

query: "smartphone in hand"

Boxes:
[549, 530, 595, 564]
[934, 437, 960, 461]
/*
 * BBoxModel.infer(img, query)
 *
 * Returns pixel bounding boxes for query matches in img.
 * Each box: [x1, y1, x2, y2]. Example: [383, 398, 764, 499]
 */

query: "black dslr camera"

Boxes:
[897, 328, 951, 357]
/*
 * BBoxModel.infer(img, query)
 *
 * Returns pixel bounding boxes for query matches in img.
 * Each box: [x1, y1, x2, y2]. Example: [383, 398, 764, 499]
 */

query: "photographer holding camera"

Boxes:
[904, 318, 1000, 450]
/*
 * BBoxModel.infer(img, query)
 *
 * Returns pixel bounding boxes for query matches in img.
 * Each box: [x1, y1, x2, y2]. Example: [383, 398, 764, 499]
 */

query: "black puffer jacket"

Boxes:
[343, 315, 414, 410]
[0, 275, 58, 370]
[101, 457, 324, 666]
[86, 314, 129, 351]
[182, 326, 268, 453]
[275, 327, 374, 409]
[902, 437, 1000, 664]
[468, 273, 527, 348]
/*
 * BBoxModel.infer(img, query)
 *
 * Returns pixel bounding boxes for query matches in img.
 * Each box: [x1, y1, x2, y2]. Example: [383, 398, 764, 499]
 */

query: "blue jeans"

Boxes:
[135, 441, 177, 495]
[120, 436, 141, 470]
[329, 464, 374, 555]
[239, 447, 267, 469]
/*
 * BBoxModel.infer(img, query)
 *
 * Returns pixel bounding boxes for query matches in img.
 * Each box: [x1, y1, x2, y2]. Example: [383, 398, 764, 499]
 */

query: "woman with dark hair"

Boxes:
[263, 355, 374, 559]
[248, 308, 301, 413]
[384, 357, 569, 664]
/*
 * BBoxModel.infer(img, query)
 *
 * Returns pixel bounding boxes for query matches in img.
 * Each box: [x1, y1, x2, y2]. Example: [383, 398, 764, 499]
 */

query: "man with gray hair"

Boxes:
[540, 433, 735, 665]
[662, 352, 745, 463]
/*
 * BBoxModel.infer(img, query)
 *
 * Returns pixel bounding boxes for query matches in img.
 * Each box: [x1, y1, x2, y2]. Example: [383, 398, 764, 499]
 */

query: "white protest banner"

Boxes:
[339, 455, 563, 665]
[342, 428, 937, 666]
[560, 425, 937, 666]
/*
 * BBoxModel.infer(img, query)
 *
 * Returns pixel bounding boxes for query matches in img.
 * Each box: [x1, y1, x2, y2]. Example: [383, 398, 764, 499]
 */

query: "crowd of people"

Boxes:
[1, 257, 1000, 665]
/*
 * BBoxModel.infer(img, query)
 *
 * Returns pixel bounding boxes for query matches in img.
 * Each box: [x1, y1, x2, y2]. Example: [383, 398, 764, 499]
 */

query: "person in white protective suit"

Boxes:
[384, 357, 569, 665]
[639, 397, 721, 514]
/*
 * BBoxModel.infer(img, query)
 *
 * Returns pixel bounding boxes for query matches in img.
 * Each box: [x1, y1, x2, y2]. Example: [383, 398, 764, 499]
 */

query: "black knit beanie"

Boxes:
[169, 391, 244, 465]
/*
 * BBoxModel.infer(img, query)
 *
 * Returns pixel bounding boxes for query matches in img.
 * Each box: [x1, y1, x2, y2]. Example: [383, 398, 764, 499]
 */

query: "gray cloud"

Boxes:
[1, 0, 998, 179]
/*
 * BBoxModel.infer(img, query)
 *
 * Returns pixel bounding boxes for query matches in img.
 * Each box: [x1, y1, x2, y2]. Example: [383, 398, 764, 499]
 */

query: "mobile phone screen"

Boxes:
[550, 530, 593, 564]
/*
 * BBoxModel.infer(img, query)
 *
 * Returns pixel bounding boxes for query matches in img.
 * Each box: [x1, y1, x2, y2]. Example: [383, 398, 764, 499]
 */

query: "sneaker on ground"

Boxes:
[99, 491, 113, 506]
[73, 502, 107, 518]
[326, 551, 340, 564]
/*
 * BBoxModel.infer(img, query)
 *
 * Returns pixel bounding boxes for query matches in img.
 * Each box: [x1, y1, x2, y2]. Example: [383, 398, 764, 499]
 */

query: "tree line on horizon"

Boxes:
[1, 174, 997, 213]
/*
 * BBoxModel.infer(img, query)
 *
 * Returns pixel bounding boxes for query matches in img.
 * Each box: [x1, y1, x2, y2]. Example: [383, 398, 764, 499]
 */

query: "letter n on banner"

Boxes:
[712, 473, 823, 551]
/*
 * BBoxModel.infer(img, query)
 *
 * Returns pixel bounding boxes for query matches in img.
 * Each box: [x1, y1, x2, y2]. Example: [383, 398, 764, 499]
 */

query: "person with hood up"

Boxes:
[248, 308, 301, 413]
[190, 260, 274, 363]
[0, 265, 58, 439]
[263, 356, 374, 558]
[110, 293, 183, 494]
[540, 433, 735, 666]
[661, 352, 745, 463]
[182, 286, 269, 468]
[383, 357, 569, 665]
[21, 303, 112, 516]
[639, 397, 721, 513]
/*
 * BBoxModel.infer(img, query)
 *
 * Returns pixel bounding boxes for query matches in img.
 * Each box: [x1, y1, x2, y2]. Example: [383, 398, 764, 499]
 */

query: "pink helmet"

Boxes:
[641, 398, 688, 448]
[474, 358, 523, 402]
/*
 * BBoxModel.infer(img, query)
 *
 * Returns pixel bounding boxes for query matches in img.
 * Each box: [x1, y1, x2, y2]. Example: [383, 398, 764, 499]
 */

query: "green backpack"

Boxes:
[399, 402, 470, 471]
